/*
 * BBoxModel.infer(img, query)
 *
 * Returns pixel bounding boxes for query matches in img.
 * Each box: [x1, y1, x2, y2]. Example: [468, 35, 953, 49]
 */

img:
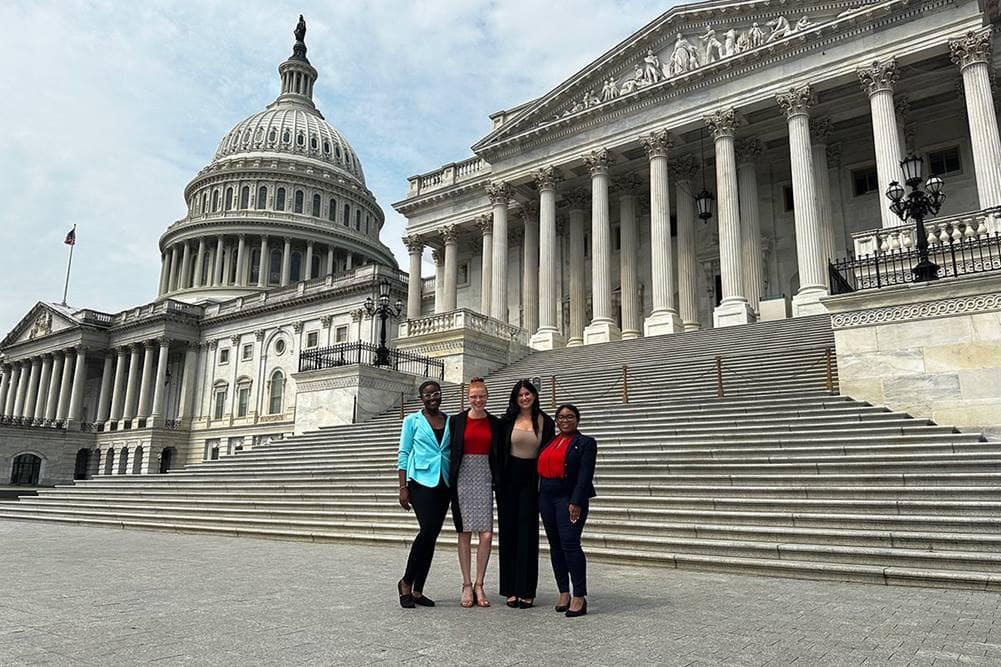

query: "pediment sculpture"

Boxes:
[28, 311, 52, 339]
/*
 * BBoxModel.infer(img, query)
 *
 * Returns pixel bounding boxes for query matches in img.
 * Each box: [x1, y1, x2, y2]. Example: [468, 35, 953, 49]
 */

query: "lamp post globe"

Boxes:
[364, 279, 401, 367]
[886, 155, 945, 283]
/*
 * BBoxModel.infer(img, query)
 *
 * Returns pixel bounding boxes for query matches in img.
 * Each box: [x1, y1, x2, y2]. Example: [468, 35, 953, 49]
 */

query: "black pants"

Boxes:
[403, 478, 449, 593]
[539, 479, 589, 597]
[497, 457, 539, 599]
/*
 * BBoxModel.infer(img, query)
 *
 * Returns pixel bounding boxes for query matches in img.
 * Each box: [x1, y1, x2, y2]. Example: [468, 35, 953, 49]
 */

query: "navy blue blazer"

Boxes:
[538, 432, 597, 507]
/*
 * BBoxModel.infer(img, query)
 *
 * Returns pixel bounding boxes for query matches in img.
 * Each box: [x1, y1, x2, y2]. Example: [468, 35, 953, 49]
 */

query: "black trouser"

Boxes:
[403, 478, 450, 593]
[539, 479, 589, 597]
[497, 457, 539, 599]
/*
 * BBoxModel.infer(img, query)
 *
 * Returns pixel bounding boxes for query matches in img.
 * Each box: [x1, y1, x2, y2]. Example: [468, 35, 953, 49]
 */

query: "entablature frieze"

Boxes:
[184, 155, 373, 200]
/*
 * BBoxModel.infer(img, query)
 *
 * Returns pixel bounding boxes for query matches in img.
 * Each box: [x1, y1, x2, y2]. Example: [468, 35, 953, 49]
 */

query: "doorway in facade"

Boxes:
[10, 454, 41, 485]
[73, 449, 91, 480]
[159, 447, 175, 474]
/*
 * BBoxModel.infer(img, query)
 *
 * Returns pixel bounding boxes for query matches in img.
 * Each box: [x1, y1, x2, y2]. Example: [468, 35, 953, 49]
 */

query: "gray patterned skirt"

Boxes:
[455, 454, 493, 532]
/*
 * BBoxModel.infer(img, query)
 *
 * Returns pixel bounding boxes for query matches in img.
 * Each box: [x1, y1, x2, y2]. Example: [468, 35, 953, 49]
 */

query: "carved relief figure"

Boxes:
[670, 32, 700, 75]
[642, 48, 663, 83]
[29, 312, 52, 339]
[600, 76, 619, 102]
[723, 29, 738, 57]
[701, 26, 724, 63]
[633, 63, 650, 88]
[794, 16, 814, 32]
[767, 16, 792, 42]
[749, 22, 766, 48]
[736, 30, 752, 53]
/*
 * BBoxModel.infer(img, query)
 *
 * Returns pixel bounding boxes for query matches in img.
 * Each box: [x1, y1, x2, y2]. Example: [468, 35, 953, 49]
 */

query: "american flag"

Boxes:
[64, 227, 76, 246]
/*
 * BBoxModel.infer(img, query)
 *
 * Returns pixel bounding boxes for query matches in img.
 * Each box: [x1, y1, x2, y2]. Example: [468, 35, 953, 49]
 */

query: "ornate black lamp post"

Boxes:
[364, 279, 403, 367]
[885, 154, 947, 282]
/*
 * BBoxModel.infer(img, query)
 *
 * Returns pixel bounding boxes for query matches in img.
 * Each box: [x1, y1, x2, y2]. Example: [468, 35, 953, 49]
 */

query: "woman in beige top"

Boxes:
[495, 380, 555, 608]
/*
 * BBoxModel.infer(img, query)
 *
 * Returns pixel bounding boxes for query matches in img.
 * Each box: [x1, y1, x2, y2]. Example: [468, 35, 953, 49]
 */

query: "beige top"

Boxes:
[510, 425, 543, 460]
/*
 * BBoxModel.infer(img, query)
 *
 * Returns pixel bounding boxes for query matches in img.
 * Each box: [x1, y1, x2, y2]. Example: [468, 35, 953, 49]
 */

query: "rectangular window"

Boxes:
[335, 326, 348, 342]
[306, 331, 319, 348]
[928, 146, 961, 176]
[218, 348, 230, 365]
[242, 343, 253, 361]
[237, 386, 250, 418]
[343, 203, 350, 225]
[852, 167, 879, 197]
[783, 185, 795, 212]
[457, 262, 470, 287]
[214, 390, 227, 419]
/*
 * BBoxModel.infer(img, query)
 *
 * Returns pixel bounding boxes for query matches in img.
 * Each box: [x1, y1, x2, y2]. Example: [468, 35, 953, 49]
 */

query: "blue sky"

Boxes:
[0, 0, 694, 335]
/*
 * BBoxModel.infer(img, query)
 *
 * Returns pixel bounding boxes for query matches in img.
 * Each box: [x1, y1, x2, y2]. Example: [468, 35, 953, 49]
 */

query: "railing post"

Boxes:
[622, 365, 629, 404]
[825, 347, 835, 393]
[400, 392, 405, 420]
[715, 355, 724, 399]
[551, 375, 557, 411]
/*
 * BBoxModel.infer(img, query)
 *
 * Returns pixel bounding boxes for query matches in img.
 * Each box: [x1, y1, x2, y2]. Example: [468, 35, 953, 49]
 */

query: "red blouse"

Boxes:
[462, 416, 492, 456]
[537, 434, 573, 479]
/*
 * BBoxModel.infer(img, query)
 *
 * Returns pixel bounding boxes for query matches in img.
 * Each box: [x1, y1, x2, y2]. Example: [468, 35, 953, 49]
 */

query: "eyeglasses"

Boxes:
[556, 414, 578, 422]
[421, 391, 442, 399]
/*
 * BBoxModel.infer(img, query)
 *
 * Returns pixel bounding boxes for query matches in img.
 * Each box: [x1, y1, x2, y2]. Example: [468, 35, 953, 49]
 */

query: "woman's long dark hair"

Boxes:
[506, 379, 545, 434]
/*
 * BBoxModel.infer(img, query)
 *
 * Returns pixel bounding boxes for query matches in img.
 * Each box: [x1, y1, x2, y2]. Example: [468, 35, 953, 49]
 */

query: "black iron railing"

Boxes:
[299, 341, 445, 380]
[829, 232, 1001, 295]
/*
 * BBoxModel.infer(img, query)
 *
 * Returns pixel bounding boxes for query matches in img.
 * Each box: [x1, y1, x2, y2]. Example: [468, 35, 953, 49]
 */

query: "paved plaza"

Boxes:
[0, 522, 999, 665]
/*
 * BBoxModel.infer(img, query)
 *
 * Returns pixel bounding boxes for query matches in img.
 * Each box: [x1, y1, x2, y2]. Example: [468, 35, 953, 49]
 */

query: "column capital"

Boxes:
[156, 336, 171, 347]
[532, 166, 563, 191]
[564, 187, 590, 212]
[735, 137, 763, 164]
[403, 235, 424, 253]
[230, 334, 242, 346]
[292, 321, 305, 334]
[809, 117, 833, 145]
[306, 239, 315, 248]
[857, 58, 898, 96]
[260, 233, 269, 242]
[519, 201, 539, 223]
[144, 339, 157, 349]
[668, 154, 699, 182]
[319, 316, 332, 329]
[486, 181, 513, 205]
[583, 148, 614, 175]
[207, 340, 218, 351]
[640, 129, 672, 159]
[705, 108, 739, 140]
[951, 28, 993, 70]
[612, 174, 644, 196]
[431, 248, 444, 265]
[474, 214, 493, 236]
[776, 84, 817, 118]
[255, 329, 266, 341]
[440, 224, 459, 244]
[283, 236, 293, 245]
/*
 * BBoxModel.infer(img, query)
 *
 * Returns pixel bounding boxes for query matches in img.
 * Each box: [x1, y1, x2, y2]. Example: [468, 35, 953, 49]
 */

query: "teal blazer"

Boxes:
[397, 411, 452, 488]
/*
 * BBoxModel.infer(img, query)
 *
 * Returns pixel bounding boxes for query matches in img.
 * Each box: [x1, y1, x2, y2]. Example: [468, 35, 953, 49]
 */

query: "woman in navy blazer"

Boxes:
[537, 403, 597, 617]
[397, 380, 452, 609]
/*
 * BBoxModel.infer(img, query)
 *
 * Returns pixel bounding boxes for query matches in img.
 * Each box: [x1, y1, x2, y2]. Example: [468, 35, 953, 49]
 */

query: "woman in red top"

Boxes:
[448, 377, 502, 607]
[538, 403, 597, 617]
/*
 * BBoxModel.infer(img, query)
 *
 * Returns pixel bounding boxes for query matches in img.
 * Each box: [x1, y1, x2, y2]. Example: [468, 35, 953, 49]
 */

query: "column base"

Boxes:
[713, 299, 756, 328]
[566, 336, 584, 348]
[644, 310, 684, 337]
[683, 321, 702, 332]
[530, 328, 566, 351]
[621, 329, 642, 341]
[583, 320, 622, 345]
[792, 286, 830, 317]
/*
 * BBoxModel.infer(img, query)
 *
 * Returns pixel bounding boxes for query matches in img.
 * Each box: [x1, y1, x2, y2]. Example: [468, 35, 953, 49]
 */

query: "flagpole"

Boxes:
[61, 225, 76, 307]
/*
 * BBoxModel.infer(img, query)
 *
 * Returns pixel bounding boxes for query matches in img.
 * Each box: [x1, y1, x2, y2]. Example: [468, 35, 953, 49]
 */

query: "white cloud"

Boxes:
[0, 0, 697, 335]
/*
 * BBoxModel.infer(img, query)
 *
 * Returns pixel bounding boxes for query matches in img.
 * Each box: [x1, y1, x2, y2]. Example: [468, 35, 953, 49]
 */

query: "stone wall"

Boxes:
[824, 273, 1001, 438]
[291, 364, 415, 434]
[0, 426, 96, 485]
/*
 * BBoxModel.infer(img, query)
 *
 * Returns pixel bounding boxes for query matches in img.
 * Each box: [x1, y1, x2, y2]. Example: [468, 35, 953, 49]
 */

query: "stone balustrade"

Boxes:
[852, 208, 1001, 257]
[400, 308, 529, 345]
[407, 157, 490, 197]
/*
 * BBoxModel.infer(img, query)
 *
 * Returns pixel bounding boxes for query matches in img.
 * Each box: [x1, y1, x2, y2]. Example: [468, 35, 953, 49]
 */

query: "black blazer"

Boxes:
[495, 413, 556, 487]
[448, 409, 503, 532]
[538, 432, 597, 507]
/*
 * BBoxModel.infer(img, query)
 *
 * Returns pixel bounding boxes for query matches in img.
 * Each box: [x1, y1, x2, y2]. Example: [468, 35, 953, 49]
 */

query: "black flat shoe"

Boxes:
[518, 599, 535, 609]
[398, 579, 415, 609]
[412, 593, 435, 607]
[565, 599, 587, 617]
[505, 598, 519, 608]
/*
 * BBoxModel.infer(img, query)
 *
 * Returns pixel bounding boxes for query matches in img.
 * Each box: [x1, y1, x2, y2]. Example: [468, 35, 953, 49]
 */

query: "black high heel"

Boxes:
[398, 579, 415, 609]
[565, 599, 587, 617]
[554, 594, 570, 613]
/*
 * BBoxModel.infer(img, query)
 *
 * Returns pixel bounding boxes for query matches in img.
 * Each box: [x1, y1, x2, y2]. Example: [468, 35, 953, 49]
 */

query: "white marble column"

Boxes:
[327, 246, 335, 276]
[432, 248, 445, 314]
[21, 357, 41, 424]
[487, 182, 513, 322]
[706, 109, 754, 327]
[810, 119, 837, 272]
[475, 215, 493, 316]
[952, 28, 1001, 209]
[12, 362, 30, 420]
[777, 84, 829, 316]
[280, 237, 292, 286]
[305, 241, 315, 281]
[521, 203, 540, 335]
[0, 365, 10, 419]
[150, 338, 171, 424]
[177, 346, 198, 423]
[42, 354, 63, 424]
[441, 225, 458, 312]
[7, 363, 24, 418]
[55, 351, 74, 424]
[404, 235, 424, 320]
[735, 137, 765, 314]
[858, 59, 904, 230]
[193, 239, 206, 288]
[178, 242, 192, 290]
[614, 175, 643, 340]
[583, 148, 621, 344]
[258, 235, 269, 288]
[214, 236, 225, 286]
[108, 346, 128, 424]
[641, 130, 684, 336]
[565, 189, 588, 347]
[235, 234, 247, 287]
[136, 340, 156, 420]
[168, 245, 181, 292]
[94, 352, 115, 427]
[530, 166, 565, 350]
[33, 354, 53, 425]
[122, 343, 142, 422]
[158, 252, 171, 296]
[66, 347, 88, 424]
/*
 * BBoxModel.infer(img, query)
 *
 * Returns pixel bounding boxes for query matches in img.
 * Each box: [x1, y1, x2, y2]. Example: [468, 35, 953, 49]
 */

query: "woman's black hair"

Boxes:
[506, 379, 545, 433]
[555, 403, 581, 422]
[418, 380, 441, 395]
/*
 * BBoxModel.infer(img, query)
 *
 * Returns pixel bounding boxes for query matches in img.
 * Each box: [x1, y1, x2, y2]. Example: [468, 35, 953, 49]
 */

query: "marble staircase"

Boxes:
[2, 315, 1000, 591]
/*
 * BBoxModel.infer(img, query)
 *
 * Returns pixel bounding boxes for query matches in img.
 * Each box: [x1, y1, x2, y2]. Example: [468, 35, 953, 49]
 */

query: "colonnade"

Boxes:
[0, 347, 89, 426]
[402, 30, 1001, 348]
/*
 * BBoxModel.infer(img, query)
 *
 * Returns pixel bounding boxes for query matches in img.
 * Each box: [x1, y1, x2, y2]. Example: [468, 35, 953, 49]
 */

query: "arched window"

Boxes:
[294, 190, 304, 214]
[310, 136, 318, 150]
[328, 198, 336, 222]
[282, 129, 291, 144]
[159, 447, 175, 474]
[311, 254, 321, 279]
[268, 129, 277, 143]
[73, 448, 91, 480]
[290, 251, 302, 282]
[355, 210, 361, 230]
[211, 190, 220, 212]
[269, 370, 285, 414]
[275, 188, 286, 211]
[239, 186, 250, 209]
[269, 248, 282, 284]
[249, 248, 261, 284]
[201, 193, 207, 214]
[118, 448, 129, 475]
[343, 203, 350, 226]
[323, 141, 331, 154]
[312, 194, 321, 217]
[10, 453, 42, 485]
[132, 446, 144, 475]
[224, 187, 233, 211]
[104, 449, 115, 475]
[296, 132, 305, 147]
[256, 186, 267, 209]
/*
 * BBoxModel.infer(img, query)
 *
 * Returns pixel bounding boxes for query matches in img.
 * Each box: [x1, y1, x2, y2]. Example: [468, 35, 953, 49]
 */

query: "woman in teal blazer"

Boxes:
[397, 380, 452, 609]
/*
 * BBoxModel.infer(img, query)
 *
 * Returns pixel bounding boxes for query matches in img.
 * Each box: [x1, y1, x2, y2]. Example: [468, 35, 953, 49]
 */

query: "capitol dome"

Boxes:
[156, 17, 397, 305]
